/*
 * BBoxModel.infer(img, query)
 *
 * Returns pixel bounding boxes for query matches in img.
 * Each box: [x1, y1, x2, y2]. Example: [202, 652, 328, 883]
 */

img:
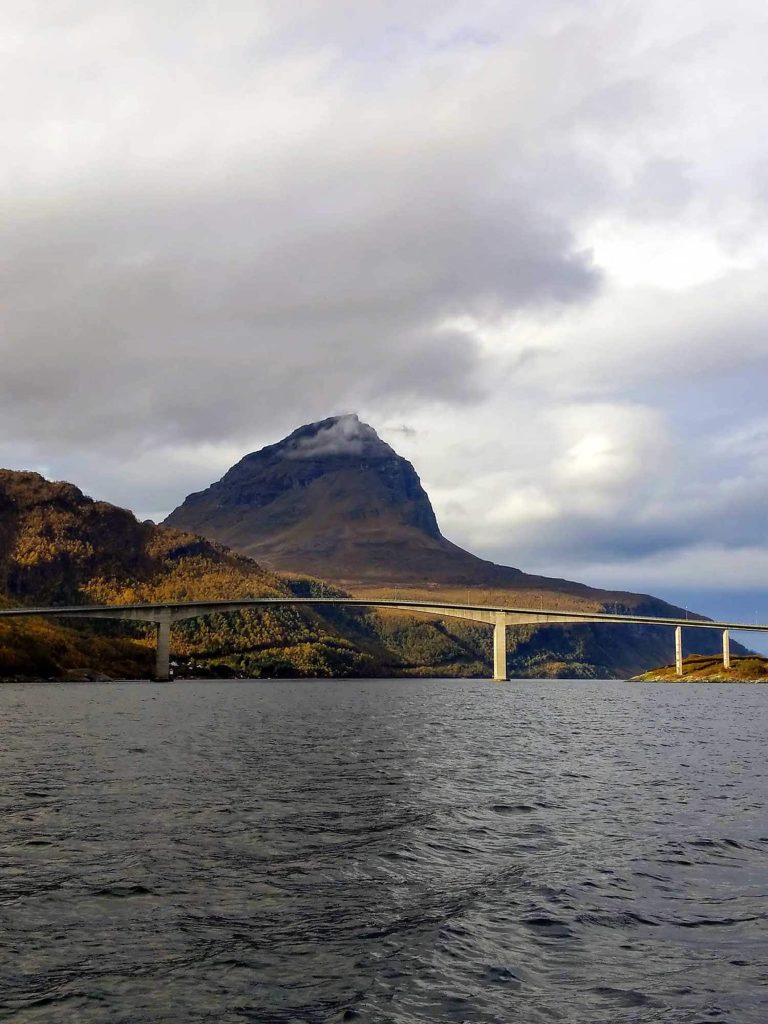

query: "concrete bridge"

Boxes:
[2, 597, 767, 681]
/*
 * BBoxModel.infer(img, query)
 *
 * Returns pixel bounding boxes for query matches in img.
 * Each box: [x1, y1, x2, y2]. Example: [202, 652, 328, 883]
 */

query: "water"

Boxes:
[1, 678, 767, 1024]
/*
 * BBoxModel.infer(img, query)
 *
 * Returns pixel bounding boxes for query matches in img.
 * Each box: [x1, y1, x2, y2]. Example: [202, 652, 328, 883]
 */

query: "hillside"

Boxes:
[164, 414, 472, 586]
[0, 470, 390, 680]
[164, 415, 743, 676]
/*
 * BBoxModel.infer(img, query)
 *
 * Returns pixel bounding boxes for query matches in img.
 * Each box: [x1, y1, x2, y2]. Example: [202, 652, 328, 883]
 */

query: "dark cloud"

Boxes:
[0, 126, 599, 452]
[0, 0, 620, 456]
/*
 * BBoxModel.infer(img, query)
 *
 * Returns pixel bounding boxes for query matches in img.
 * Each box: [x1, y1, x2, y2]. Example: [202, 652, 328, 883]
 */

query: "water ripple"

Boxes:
[1, 678, 767, 1022]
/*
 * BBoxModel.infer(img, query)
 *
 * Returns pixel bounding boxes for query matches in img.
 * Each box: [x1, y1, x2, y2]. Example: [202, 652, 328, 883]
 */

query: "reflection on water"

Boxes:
[1, 678, 767, 1022]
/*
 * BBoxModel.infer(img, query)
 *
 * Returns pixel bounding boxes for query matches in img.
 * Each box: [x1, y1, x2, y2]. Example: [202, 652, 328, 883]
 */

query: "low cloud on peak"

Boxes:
[284, 414, 395, 459]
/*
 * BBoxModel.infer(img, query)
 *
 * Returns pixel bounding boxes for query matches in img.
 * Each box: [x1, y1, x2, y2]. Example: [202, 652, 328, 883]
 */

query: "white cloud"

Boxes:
[551, 403, 670, 501]
[286, 413, 392, 458]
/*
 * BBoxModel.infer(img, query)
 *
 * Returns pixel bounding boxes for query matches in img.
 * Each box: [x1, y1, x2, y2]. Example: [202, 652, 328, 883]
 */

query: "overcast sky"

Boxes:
[2, 0, 768, 630]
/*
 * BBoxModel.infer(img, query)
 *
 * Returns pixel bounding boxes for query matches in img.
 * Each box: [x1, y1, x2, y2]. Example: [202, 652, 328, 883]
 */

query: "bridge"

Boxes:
[2, 597, 767, 681]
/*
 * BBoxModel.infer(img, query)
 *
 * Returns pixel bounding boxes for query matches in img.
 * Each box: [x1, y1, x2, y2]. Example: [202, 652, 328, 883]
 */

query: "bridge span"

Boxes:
[2, 597, 767, 681]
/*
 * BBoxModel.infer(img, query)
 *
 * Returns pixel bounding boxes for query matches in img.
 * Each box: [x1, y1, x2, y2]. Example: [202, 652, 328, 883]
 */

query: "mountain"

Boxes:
[164, 414, 465, 585]
[0, 470, 391, 680]
[163, 414, 670, 603]
[164, 414, 579, 593]
[164, 414, 745, 676]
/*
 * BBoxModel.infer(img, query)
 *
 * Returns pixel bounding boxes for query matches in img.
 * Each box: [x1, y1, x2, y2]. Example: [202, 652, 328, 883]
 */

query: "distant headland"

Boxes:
[633, 655, 768, 683]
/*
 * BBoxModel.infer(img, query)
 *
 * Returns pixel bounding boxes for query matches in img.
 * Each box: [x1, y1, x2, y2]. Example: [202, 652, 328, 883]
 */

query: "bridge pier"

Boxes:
[675, 625, 683, 677]
[493, 612, 507, 681]
[723, 628, 731, 670]
[155, 610, 172, 681]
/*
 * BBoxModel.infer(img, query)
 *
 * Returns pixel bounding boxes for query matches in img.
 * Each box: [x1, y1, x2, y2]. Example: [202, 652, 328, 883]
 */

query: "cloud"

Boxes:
[0, 0, 612, 460]
[286, 413, 393, 458]
[542, 545, 768, 595]
[2, 0, 768, 625]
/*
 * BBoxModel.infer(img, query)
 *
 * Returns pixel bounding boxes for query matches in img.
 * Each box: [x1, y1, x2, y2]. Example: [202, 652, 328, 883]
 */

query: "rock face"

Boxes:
[161, 415, 584, 595]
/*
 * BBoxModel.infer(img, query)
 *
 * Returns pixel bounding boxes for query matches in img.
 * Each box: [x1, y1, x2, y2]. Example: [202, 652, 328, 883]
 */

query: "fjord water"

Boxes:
[1, 680, 766, 1023]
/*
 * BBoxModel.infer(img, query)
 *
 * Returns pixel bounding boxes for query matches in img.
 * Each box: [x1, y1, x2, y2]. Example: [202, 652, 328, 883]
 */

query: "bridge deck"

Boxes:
[1, 596, 766, 634]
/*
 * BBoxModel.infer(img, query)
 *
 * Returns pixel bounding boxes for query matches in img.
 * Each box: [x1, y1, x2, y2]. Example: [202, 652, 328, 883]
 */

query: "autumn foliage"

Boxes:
[0, 471, 389, 680]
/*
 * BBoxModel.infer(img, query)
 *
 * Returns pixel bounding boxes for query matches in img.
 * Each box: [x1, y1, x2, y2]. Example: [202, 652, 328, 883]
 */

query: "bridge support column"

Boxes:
[722, 628, 731, 670]
[155, 610, 172, 682]
[493, 612, 507, 681]
[675, 625, 683, 677]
